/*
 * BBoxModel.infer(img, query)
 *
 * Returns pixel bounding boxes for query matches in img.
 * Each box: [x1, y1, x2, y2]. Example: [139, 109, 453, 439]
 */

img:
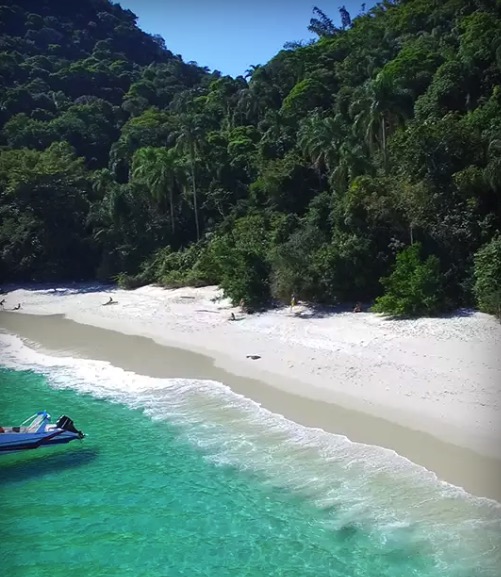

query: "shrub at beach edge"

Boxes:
[372, 243, 444, 318]
[473, 236, 501, 319]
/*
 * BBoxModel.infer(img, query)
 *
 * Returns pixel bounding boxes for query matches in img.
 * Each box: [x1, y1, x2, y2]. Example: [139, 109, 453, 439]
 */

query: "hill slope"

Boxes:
[0, 0, 500, 317]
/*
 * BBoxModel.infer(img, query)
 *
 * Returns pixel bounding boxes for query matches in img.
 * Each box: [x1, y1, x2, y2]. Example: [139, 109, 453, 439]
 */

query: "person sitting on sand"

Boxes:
[0, 298, 5, 309]
[353, 302, 362, 313]
[102, 296, 117, 306]
[229, 312, 236, 321]
[13, 303, 21, 311]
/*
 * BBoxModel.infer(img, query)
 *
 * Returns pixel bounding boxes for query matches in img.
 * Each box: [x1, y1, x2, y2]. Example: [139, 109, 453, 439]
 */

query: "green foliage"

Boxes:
[115, 270, 150, 290]
[473, 236, 501, 318]
[281, 78, 330, 118]
[207, 215, 272, 307]
[116, 243, 217, 290]
[0, 0, 500, 318]
[372, 244, 444, 318]
[314, 233, 378, 303]
[0, 142, 94, 280]
[270, 225, 322, 301]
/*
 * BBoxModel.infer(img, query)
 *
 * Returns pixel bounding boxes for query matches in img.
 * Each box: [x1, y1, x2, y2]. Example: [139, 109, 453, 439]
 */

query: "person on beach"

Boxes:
[0, 298, 5, 309]
[290, 292, 297, 312]
[102, 296, 117, 306]
[13, 303, 21, 310]
[353, 302, 362, 313]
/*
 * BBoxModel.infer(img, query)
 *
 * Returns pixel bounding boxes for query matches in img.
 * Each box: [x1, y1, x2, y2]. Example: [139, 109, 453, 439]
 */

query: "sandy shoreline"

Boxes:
[1, 285, 501, 454]
[1, 310, 501, 503]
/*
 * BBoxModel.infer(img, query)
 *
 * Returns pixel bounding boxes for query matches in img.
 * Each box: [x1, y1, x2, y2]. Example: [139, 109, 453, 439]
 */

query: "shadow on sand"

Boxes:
[288, 302, 478, 322]
[0, 446, 98, 485]
[376, 307, 478, 322]
[289, 303, 356, 320]
[441, 308, 477, 319]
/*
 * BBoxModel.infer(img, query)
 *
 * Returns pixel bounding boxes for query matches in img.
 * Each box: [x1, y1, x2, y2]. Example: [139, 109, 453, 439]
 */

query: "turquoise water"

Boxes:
[1, 334, 500, 577]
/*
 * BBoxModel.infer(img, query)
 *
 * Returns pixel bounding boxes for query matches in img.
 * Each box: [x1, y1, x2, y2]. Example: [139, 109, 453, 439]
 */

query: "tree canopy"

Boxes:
[1, 0, 500, 317]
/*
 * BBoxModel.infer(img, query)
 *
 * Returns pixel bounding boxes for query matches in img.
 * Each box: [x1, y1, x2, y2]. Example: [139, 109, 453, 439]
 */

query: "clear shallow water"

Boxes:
[1, 333, 500, 577]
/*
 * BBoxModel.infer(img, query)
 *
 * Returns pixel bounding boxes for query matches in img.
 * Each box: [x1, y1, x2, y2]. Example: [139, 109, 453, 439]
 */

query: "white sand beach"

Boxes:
[2, 284, 500, 464]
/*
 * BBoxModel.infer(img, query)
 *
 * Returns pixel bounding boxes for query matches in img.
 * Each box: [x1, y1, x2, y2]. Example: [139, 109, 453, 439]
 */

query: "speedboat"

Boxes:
[0, 411, 85, 454]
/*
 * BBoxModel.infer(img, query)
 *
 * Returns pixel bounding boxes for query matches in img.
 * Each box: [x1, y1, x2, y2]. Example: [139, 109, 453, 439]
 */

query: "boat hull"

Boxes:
[0, 431, 62, 453]
[0, 413, 84, 454]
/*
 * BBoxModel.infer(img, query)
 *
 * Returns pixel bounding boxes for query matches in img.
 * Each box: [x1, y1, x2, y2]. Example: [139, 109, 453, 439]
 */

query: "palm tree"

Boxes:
[87, 184, 132, 249]
[91, 168, 115, 197]
[298, 111, 372, 194]
[236, 86, 265, 125]
[244, 64, 263, 80]
[131, 146, 181, 234]
[350, 71, 412, 170]
[329, 140, 371, 194]
[297, 111, 341, 173]
[173, 114, 206, 241]
[485, 138, 501, 192]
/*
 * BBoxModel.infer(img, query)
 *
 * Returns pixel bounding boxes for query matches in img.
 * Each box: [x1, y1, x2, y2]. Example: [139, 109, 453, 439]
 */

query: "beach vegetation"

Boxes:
[372, 243, 444, 318]
[473, 236, 501, 319]
[0, 0, 500, 317]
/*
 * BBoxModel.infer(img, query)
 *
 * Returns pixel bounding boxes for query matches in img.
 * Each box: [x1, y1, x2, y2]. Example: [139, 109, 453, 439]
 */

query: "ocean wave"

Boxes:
[1, 331, 500, 574]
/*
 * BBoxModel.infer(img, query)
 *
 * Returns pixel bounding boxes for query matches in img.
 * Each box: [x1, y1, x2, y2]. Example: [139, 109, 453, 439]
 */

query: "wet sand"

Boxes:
[1, 312, 501, 503]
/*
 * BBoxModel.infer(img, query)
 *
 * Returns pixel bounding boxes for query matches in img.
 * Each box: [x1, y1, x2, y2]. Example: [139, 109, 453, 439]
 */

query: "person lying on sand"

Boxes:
[13, 303, 21, 310]
[102, 296, 117, 306]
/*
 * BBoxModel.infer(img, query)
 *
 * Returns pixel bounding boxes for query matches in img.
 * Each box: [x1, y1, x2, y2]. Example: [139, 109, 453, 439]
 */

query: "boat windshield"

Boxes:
[22, 411, 51, 432]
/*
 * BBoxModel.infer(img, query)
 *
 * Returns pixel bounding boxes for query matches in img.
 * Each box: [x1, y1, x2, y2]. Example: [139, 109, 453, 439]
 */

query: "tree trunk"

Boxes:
[381, 116, 387, 172]
[190, 151, 200, 241]
[169, 187, 175, 234]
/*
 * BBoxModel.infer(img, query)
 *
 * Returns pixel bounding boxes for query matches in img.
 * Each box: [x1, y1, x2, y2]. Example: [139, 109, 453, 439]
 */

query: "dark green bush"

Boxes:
[473, 235, 501, 318]
[116, 243, 218, 290]
[372, 243, 444, 317]
[115, 271, 151, 289]
[207, 215, 272, 307]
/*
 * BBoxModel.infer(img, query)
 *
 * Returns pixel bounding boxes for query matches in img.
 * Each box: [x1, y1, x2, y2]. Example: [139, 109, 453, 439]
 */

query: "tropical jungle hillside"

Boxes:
[1, 0, 500, 317]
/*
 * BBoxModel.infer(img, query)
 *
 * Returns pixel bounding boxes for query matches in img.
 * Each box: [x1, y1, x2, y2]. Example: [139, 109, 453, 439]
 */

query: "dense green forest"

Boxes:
[1, 0, 500, 317]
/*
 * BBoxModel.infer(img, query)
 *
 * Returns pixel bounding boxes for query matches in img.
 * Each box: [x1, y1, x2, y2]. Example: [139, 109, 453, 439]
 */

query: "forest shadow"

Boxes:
[378, 308, 478, 322]
[285, 302, 361, 319]
[0, 283, 115, 296]
[441, 308, 476, 319]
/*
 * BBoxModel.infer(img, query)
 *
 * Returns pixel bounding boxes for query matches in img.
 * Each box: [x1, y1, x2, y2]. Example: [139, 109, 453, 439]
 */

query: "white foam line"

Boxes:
[2, 331, 501, 535]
